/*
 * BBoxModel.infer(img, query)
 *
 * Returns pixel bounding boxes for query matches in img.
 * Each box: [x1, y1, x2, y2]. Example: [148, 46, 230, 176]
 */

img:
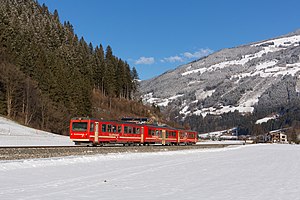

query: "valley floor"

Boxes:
[0, 144, 299, 200]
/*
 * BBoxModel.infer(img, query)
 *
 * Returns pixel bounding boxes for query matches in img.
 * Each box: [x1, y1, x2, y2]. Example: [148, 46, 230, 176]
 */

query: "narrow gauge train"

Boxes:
[69, 117, 198, 146]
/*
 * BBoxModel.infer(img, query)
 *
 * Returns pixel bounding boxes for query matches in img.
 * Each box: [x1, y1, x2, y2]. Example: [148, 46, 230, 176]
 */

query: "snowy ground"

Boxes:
[0, 116, 73, 146]
[0, 144, 299, 200]
[1, 116, 299, 199]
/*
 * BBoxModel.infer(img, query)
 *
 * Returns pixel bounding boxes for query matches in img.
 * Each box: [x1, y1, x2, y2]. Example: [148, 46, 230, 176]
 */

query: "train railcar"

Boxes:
[120, 123, 145, 145]
[70, 117, 198, 146]
[144, 125, 178, 145]
[70, 117, 99, 145]
[178, 129, 198, 145]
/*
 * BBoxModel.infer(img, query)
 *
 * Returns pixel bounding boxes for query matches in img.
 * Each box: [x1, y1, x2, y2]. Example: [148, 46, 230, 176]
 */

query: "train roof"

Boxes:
[71, 117, 98, 121]
[71, 117, 197, 132]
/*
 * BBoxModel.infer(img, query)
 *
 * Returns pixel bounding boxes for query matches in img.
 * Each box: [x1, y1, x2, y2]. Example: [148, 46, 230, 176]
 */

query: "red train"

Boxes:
[69, 117, 198, 146]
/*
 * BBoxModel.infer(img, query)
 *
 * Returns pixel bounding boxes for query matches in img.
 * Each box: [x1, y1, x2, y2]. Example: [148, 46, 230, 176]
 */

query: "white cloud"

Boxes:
[183, 48, 213, 59]
[135, 57, 155, 65]
[160, 48, 214, 64]
[162, 55, 184, 63]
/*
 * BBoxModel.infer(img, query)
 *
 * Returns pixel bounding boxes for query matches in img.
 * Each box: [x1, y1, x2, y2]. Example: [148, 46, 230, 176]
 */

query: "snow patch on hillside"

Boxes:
[182, 68, 207, 76]
[254, 35, 300, 47]
[195, 89, 215, 100]
[256, 115, 278, 124]
[193, 104, 254, 118]
[142, 93, 184, 107]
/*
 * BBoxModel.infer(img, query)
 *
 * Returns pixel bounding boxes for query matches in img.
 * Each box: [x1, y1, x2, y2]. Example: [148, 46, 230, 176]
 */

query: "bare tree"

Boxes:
[0, 62, 24, 118]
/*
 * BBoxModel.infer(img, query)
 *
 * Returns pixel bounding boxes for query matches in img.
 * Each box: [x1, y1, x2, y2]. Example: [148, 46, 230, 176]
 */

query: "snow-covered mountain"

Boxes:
[140, 30, 300, 127]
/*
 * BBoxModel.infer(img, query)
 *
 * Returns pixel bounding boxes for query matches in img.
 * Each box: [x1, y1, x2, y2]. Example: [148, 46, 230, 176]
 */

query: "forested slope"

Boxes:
[0, 0, 155, 134]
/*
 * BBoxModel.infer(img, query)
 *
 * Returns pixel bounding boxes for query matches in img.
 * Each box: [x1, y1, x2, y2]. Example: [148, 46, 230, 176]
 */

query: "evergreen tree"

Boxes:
[104, 45, 117, 97]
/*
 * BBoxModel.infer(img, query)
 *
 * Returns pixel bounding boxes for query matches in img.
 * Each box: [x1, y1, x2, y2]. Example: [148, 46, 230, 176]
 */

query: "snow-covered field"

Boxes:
[0, 116, 73, 146]
[0, 116, 299, 199]
[0, 144, 299, 200]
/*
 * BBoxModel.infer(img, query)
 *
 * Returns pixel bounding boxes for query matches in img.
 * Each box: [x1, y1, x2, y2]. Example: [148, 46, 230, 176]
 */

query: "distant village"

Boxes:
[198, 127, 289, 144]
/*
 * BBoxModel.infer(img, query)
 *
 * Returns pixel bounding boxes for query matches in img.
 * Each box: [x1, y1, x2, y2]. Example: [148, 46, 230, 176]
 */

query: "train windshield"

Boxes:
[72, 122, 88, 131]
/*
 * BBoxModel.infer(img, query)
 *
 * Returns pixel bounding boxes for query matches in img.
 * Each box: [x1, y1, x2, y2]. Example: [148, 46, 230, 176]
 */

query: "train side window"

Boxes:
[124, 126, 128, 133]
[133, 127, 136, 134]
[166, 131, 169, 138]
[107, 124, 112, 132]
[128, 126, 132, 134]
[102, 124, 106, 132]
[136, 128, 140, 134]
[151, 130, 155, 136]
[118, 126, 122, 133]
[90, 123, 94, 132]
[112, 125, 117, 133]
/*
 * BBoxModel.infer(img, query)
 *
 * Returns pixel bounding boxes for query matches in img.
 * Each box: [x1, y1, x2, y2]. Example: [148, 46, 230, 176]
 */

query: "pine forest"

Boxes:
[0, 0, 155, 134]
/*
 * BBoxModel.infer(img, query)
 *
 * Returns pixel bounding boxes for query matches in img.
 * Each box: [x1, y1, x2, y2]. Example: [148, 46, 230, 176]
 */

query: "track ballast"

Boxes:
[0, 144, 237, 160]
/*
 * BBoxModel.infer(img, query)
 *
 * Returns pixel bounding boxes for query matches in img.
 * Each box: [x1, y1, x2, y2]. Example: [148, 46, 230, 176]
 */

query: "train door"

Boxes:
[141, 127, 144, 144]
[177, 131, 180, 144]
[162, 129, 166, 145]
[93, 122, 99, 145]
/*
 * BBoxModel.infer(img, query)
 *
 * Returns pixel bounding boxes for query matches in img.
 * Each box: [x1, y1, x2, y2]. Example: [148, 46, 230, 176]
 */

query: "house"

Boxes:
[265, 130, 288, 143]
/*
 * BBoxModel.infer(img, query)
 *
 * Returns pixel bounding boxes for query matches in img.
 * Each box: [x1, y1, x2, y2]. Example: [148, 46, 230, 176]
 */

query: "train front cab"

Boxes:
[187, 131, 198, 145]
[178, 130, 197, 145]
[70, 118, 97, 145]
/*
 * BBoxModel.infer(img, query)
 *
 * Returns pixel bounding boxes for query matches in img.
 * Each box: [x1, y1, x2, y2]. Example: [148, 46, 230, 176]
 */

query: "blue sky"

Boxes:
[38, 0, 300, 80]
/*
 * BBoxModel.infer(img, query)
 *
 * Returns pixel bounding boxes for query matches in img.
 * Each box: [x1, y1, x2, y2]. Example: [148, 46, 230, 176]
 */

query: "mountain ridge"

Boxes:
[140, 30, 300, 134]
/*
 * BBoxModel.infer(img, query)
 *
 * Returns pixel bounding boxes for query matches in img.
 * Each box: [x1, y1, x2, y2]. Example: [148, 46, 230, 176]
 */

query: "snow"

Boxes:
[193, 104, 255, 118]
[188, 80, 201, 86]
[195, 89, 215, 100]
[208, 56, 251, 71]
[255, 115, 278, 124]
[254, 35, 300, 47]
[231, 60, 300, 80]
[0, 116, 299, 199]
[143, 93, 184, 107]
[197, 140, 244, 145]
[0, 144, 299, 200]
[182, 68, 207, 76]
[199, 35, 300, 77]
[255, 60, 278, 70]
[0, 116, 73, 147]
[144, 36, 300, 119]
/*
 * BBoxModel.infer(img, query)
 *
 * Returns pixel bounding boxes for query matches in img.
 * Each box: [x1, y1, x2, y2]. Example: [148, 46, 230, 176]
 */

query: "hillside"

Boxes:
[141, 30, 300, 136]
[0, 0, 159, 135]
[0, 116, 72, 146]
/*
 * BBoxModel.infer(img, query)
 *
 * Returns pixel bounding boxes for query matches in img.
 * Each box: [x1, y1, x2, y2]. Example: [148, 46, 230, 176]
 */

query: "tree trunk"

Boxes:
[6, 88, 12, 118]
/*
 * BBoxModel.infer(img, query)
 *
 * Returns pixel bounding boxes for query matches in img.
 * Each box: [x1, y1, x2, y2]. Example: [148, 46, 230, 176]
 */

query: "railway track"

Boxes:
[0, 144, 238, 160]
